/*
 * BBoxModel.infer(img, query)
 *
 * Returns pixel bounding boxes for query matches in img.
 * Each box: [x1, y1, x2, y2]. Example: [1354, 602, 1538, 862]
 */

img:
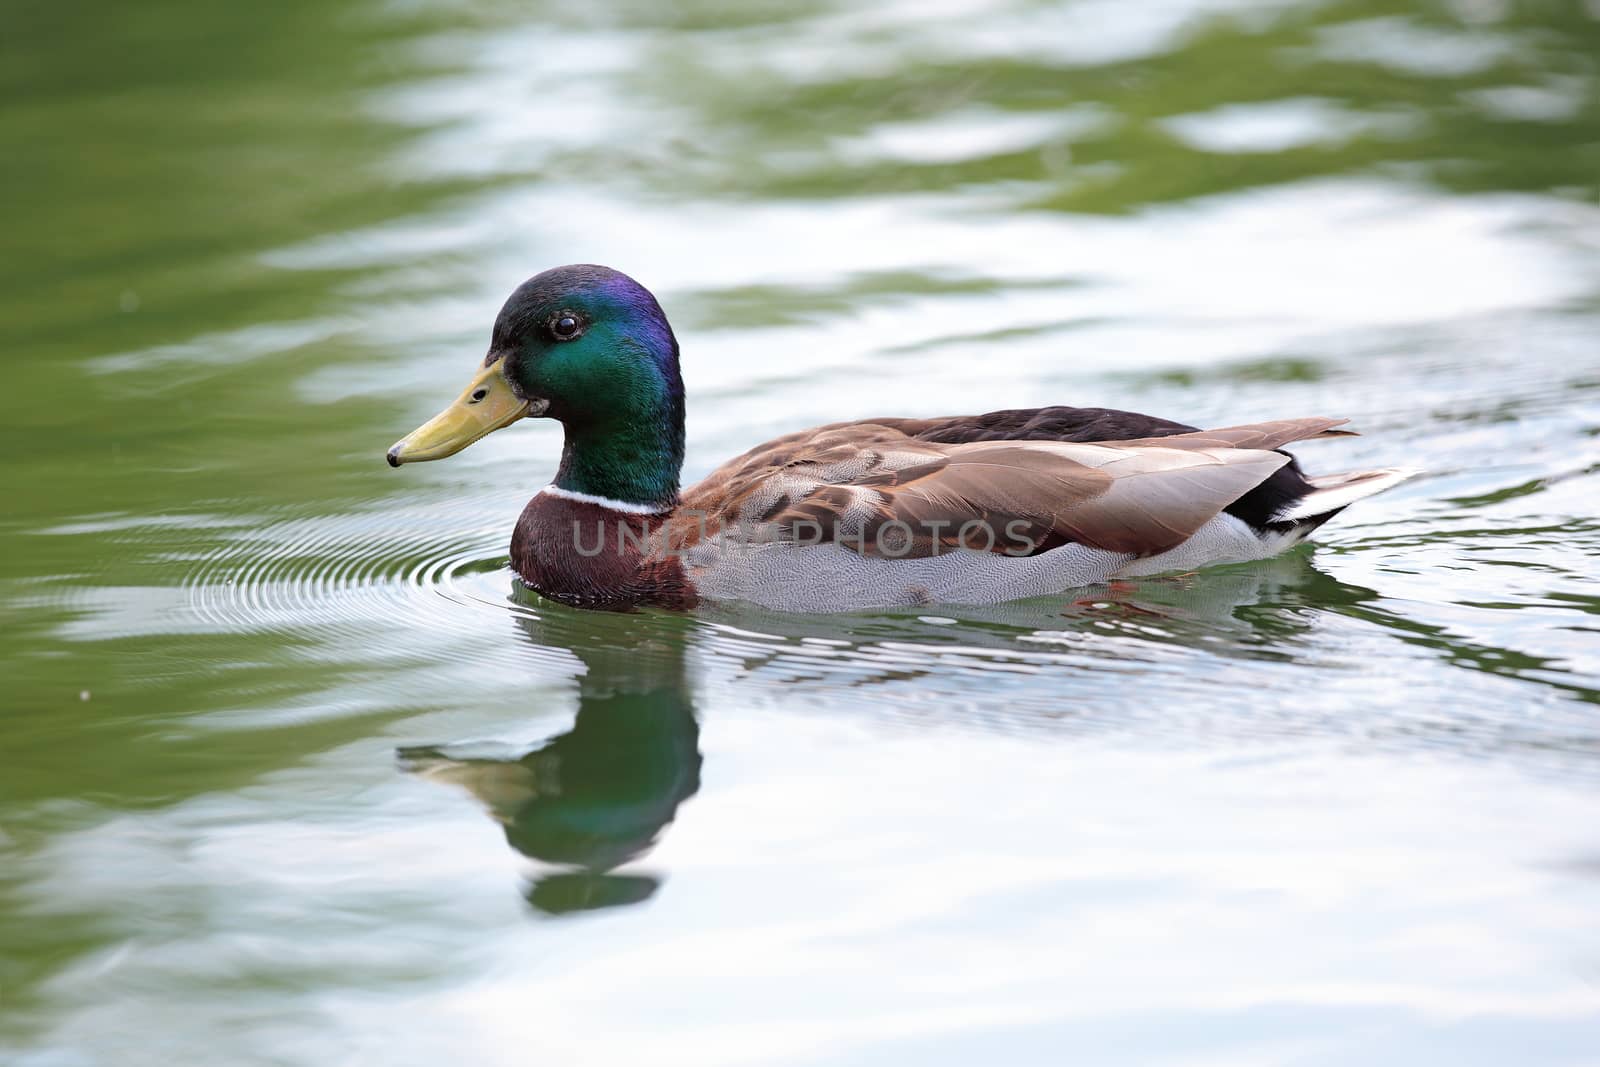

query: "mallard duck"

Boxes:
[387, 265, 1414, 612]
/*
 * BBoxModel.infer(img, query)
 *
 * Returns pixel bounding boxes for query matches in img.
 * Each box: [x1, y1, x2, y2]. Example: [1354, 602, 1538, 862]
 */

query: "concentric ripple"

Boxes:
[182, 498, 532, 641]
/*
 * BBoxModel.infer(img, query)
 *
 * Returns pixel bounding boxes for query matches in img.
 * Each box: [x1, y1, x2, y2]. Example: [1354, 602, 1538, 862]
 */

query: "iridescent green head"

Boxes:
[387, 265, 686, 509]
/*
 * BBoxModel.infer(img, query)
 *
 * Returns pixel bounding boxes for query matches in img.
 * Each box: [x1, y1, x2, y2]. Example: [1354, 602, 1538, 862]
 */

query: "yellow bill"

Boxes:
[386, 362, 534, 466]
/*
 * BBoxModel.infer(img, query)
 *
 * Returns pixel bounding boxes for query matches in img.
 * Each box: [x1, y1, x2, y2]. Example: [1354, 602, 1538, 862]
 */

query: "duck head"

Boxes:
[387, 264, 686, 509]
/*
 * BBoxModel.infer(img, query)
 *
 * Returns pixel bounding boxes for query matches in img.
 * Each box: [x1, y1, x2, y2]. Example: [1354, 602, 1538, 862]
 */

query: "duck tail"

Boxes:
[1271, 467, 1421, 524]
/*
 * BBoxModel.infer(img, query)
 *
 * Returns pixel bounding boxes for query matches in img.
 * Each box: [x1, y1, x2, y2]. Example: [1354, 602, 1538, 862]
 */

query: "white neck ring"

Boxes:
[538, 484, 670, 516]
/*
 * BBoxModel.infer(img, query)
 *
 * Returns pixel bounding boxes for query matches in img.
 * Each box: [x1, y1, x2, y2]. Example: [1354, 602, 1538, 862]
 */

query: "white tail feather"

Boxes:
[1272, 467, 1421, 523]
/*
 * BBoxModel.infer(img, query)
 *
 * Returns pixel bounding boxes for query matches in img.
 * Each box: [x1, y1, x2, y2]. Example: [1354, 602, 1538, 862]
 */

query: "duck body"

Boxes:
[390, 265, 1414, 614]
[511, 407, 1409, 613]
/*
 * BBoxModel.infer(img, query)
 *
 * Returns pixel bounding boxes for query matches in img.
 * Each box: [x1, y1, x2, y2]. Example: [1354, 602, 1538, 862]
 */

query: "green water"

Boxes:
[3, 0, 1599, 1062]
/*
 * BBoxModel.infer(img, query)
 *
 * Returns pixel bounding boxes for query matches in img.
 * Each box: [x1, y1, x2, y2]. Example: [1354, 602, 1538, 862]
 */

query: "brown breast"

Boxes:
[510, 492, 698, 611]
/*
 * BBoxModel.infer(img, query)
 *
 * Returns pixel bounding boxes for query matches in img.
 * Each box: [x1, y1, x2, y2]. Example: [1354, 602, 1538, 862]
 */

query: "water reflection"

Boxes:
[485, 0, 1600, 216]
[400, 612, 701, 915]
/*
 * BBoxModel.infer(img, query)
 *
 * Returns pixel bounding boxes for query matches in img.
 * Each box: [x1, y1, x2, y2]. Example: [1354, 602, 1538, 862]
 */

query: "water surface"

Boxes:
[3, 1, 1599, 1063]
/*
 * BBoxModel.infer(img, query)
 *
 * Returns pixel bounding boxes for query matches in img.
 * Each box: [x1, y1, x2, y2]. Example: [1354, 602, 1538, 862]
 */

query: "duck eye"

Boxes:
[551, 313, 581, 340]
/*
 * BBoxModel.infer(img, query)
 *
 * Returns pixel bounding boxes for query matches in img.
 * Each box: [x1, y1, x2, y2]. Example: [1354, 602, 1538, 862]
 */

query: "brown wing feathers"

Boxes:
[835, 447, 1114, 557]
[755, 442, 1290, 558]
[1053, 446, 1290, 553]
[1110, 417, 1354, 451]
[679, 410, 1344, 560]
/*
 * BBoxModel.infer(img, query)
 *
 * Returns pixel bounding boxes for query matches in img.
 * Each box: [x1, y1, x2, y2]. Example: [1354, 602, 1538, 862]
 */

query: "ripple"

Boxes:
[182, 499, 533, 642]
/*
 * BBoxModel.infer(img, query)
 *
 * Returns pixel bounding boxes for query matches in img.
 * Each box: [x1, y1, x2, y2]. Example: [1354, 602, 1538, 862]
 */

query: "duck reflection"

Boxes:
[400, 613, 700, 916]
